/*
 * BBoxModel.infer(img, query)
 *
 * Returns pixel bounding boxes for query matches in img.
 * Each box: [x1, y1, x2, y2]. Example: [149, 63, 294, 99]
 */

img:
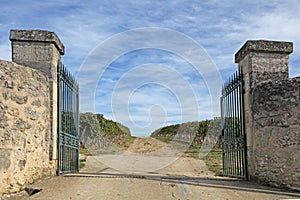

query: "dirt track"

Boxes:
[8, 138, 300, 200]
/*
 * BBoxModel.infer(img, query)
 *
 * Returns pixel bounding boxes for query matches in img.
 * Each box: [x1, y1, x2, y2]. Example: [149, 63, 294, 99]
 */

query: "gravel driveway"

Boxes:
[5, 138, 300, 200]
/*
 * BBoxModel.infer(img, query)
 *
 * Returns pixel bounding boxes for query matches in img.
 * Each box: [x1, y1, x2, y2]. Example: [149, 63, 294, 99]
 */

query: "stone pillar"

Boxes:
[234, 40, 293, 179]
[9, 30, 65, 165]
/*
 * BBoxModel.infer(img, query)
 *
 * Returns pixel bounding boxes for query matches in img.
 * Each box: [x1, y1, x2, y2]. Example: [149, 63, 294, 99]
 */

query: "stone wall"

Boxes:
[0, 29, 64, 197]
[10, 29, 65, 162]
[0, 60, 55, 195]
[251, 77, 300, 189]
[235, 40, 299, 190]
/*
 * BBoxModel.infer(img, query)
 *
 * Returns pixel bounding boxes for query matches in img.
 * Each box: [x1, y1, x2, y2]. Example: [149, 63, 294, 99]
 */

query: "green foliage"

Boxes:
[79, 159, 86, 169]
[185, 144, 202, 153]
[152, 124, 180, 137]
[223, 117, 241, 137]
[79, 146, 91, 155]
[151, 118, 221, 146]
[152, 135, 174, 144]
[80, 112, 130, 137]
[79, 112, 131, 150]
[202, 147, 223, 175]
[95, 113, 130, 139]
[80, 112, 103, 137]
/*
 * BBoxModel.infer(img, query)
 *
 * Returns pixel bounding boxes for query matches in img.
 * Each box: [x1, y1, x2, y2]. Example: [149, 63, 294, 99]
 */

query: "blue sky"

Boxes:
[1, 0, 299, 136]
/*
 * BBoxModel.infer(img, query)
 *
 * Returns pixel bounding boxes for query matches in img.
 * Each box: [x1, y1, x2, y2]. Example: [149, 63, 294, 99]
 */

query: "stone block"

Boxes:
[0, 114, 8, 128]
[35, 43, 53, 61]
[235, 40, 293, 63]
[11, 94, 28, 104]
[10, 30, 64, 55]
[7, 107, 19, 116]
[11, 42, 33, 61]
[13, 118, 32, 130]
[0, 29, 63, 195]
[18, 160, 26, 171]
[4, 80, 13, 89]
[235, 40, 298, 189]
[14, 61, 54, 79]
[25, 107, 39, 120]
[31, 99, 41, 107]
[0, 149, 11, 170]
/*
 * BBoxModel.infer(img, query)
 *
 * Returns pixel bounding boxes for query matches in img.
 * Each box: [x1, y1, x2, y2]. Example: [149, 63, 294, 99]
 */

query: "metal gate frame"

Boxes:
[220, 71, 248, 178]
[57, 62, 79, 174]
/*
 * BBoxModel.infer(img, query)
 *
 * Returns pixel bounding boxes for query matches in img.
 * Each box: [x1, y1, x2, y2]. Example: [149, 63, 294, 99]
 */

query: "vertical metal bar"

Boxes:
[230, 75, 234, 175]
[221, 70, 247, 178]
[57, 63, 79, 174]
[234, 72, 238, 176]
[225, 89, 229, 175]
[237, 74, 241, 176]
[232, 74, 235, 176]
[237, 76, 241, 176]
[240, 71, 248, 178]
[68, 85, 71, 172]
[57, 63, 62, 174]
[237, 74, 243, 176]
[239, 71, 243, 176]
[223, 92, 227, 175]
[65, 78, 67, 172]
[69, 84, 72, 172]
[76, 84, 79, 172]
[225, 81, 229, 176]
[237, 73, 239, 175]
[233, 76, 236, 176]
[233, 75, 236, 175]
[222, 95, 226, 175]
[63, 78, 66, 172]
[221, 93, 224, 175]
[227, 79, 231, 176]
[226, 86, 230, 175]
[228, 77, 232, 174]
[67, 81, 69, 172]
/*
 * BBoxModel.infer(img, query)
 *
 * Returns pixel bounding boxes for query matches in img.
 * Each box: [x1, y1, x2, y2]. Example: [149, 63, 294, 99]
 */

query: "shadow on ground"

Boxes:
[65, 172, 300, 199]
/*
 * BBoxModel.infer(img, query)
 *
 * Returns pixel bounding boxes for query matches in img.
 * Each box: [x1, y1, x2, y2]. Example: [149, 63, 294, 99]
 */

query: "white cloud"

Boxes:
[1, 0, 299, 136]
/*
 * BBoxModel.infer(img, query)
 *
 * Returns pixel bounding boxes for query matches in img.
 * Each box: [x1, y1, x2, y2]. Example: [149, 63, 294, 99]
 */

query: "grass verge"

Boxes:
[152, 135, 174, 144]
[153, 136, 223, 175]
[79, 159, 85, 169]
[201, 147, 223, 176]
[184, 145, 223, 175]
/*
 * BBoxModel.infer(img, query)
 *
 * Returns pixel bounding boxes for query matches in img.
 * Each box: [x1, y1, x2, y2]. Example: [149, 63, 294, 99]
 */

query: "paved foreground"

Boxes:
[27, 174, 300, 200]
[16, 155, 300, 200]
[4, 138, 300, 200]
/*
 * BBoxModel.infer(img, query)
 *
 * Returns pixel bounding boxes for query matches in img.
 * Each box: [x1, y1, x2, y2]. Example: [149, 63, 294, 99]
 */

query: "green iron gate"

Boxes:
[57, 62, 79, 174]
[220, 71, 247, 178]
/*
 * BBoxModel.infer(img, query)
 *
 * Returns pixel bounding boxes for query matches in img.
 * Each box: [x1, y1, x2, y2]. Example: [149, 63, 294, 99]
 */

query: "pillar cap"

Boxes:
[9, 29, 65, 55]
[235, 40, 293, 63]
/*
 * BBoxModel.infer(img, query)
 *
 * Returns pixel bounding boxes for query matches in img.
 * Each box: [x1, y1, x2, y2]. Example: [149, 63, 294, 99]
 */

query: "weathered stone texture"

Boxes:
[0, 60, 55, 195]
[235, 40, 299, 190]
[9, 30, 64, 54]
[251, 77, 300, 189]
[10, 30, 64, 79]
[0, 29, 64, 197]
[238, 51, 290, 91]
[0, 149, 11, 170]
[235, 40, 293, 63]
[9, 28, 62, 168]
